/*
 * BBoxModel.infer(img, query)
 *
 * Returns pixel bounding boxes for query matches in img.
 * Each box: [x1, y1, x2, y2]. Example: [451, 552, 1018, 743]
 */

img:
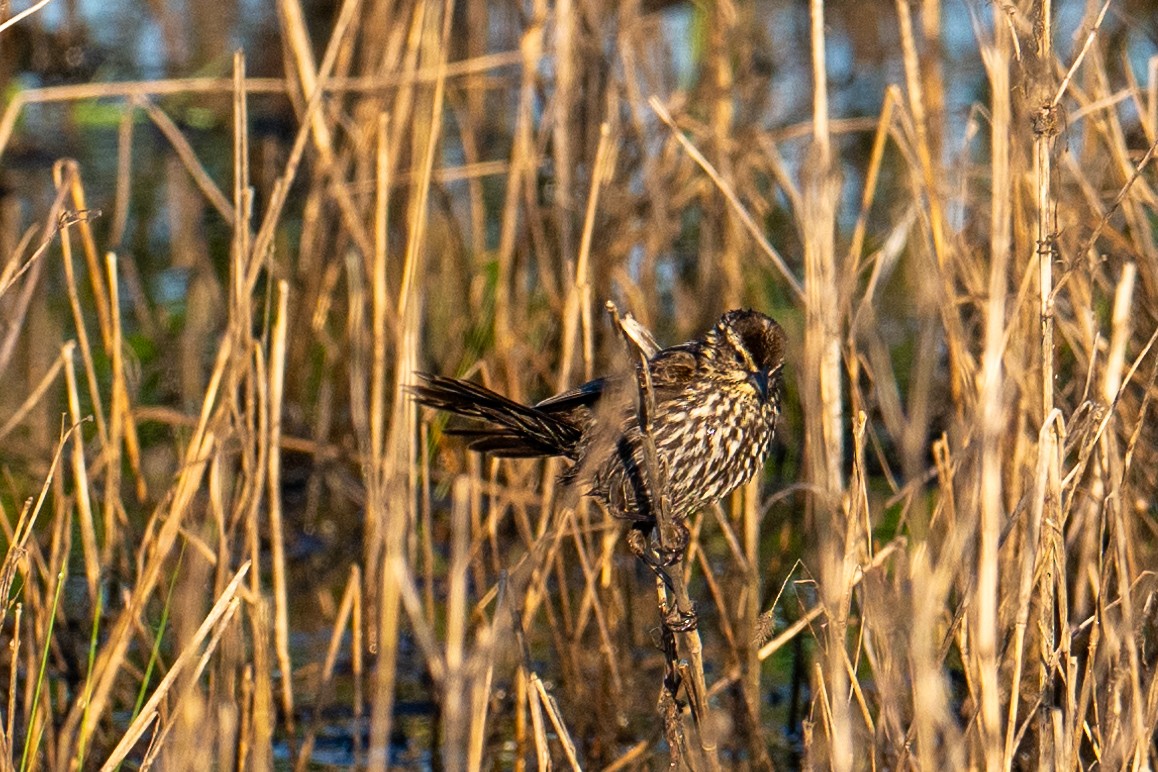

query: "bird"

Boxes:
[410, 309, 786, 556]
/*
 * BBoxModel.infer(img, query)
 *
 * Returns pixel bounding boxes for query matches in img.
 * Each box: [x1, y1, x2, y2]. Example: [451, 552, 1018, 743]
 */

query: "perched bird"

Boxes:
[411, 310, 786, 541]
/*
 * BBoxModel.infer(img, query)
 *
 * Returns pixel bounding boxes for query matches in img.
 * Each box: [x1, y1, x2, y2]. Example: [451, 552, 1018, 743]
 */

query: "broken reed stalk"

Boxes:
[606, 301, 719, 771]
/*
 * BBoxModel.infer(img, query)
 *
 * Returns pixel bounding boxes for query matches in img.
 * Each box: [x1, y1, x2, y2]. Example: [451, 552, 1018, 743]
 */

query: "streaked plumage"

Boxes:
[411, 310, 786, 526]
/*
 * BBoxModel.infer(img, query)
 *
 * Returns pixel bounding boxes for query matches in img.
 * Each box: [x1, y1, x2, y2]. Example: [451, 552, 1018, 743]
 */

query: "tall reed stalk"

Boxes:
[0, 0, 1155, 767]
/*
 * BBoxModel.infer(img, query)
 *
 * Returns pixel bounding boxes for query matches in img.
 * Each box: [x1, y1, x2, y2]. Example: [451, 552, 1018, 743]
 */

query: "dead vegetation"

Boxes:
[0, 0, 1157, 768]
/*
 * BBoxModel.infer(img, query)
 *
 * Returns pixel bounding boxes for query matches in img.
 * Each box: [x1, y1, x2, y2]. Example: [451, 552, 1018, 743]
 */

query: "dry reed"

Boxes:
[0, 0, 1156, 768]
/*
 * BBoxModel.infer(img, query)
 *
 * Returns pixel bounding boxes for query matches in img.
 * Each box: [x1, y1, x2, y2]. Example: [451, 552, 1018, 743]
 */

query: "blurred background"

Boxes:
[1, 0, 1157, 767]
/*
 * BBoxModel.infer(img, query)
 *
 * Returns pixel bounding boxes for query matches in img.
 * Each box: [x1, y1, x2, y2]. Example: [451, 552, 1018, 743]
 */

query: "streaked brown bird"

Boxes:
[411, 309, 786, 539]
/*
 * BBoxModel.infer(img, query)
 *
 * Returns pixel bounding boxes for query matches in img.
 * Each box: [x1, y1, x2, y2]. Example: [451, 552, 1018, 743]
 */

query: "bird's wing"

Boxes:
[647, 345, 700, 399]
[537, 345, 699, 419]
[534, 377, 607, 413]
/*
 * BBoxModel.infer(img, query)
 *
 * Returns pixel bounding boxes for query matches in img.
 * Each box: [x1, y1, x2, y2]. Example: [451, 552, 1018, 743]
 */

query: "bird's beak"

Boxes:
[749, 370, 770, 401]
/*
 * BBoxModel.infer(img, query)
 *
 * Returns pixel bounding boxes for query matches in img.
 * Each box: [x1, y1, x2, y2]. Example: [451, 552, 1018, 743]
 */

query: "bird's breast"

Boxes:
[653, 384, 778, 516]
[584, 379, 779, 522]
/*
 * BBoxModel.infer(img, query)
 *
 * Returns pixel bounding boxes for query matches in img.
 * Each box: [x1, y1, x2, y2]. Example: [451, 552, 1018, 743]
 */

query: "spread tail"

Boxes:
[409, 373, 583, 458]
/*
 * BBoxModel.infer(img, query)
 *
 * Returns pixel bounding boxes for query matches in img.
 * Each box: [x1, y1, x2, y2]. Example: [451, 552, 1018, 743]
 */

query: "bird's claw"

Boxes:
[626, 526, 652, 560]
[627, 524, 698, 632]
[655, 520, 690, 566]
[663, 604, 698, 633]
[626, 530, 685, 569]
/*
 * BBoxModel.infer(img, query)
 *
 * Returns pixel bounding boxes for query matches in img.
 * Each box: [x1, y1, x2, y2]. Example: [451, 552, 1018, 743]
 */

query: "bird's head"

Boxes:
[708, 310, 786, 402]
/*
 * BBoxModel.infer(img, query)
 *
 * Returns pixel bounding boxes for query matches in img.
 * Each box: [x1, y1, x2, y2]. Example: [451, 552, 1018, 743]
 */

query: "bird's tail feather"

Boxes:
[409, 373, 582, 458]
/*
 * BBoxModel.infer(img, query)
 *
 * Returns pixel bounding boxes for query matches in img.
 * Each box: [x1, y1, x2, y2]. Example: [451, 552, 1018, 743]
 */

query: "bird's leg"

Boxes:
[626, 524, 698, 632]
[655, 516, 690, 566]
[625, 523, 680, 572]
[625, 522, 653, 562]
[624, 517, 687, 568]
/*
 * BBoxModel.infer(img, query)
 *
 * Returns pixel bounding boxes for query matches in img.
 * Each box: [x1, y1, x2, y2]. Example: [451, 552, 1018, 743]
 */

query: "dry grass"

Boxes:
[0, 0, 1157, 768]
